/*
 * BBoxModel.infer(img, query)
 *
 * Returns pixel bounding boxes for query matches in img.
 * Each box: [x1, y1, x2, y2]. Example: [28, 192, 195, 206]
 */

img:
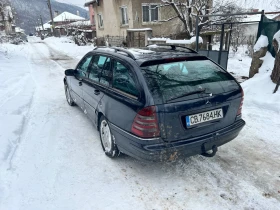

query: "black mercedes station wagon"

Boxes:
[63, 45, 245, 161]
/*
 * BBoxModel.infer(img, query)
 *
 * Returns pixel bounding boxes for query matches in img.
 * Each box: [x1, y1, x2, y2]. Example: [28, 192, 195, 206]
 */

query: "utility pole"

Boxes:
[40, 15, 44, 32]
[36, 21, 41, 36]
[47, 0, 55, 36]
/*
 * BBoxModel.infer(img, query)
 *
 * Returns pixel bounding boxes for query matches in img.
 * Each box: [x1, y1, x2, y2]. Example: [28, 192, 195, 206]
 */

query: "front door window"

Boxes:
[76, 55, 92, 77]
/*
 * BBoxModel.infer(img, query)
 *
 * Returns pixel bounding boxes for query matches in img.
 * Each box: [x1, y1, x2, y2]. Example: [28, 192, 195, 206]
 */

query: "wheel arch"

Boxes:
[97, 112, 104, 131]
[63, 77, 67, 85]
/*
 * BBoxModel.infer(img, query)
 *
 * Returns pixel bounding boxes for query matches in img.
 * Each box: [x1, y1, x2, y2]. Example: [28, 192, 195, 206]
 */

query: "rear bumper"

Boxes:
[110, 119, 245, 162]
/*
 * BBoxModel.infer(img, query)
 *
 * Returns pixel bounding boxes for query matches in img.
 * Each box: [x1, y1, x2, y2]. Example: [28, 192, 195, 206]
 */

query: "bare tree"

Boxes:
[160, 0, 243, 38]
[0, 0, 14, 35]
[0, 0, 9, 10]
[272, 0, 280, 9]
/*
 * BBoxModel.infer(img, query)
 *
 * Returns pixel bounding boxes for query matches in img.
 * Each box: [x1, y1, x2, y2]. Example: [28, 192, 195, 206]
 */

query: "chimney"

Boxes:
[54, 11, 59, 17]
[77, 10, 80, 17]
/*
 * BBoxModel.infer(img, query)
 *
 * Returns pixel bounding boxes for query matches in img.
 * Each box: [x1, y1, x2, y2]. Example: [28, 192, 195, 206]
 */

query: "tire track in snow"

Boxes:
[41, 39, 280, 208]
[2, 38, 280, 210]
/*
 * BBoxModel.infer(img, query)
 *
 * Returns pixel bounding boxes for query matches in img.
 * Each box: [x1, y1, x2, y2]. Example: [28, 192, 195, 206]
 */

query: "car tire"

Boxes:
[64, 84, 75, 106]
[99, 116, 119, 158]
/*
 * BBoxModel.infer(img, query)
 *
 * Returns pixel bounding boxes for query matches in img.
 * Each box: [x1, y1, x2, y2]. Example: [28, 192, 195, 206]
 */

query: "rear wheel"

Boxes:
[99, 116, 119, 158]
[64, 84, 75, 106]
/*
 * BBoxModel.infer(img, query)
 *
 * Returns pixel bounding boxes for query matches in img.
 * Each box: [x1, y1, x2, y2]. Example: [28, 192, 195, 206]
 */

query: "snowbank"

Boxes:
[242, 51, 279, 111]
[0, 43, 34, 172]
[253, 35, 268, 52]
[259, 52, 275, 74]
[44, 37, 94, 60]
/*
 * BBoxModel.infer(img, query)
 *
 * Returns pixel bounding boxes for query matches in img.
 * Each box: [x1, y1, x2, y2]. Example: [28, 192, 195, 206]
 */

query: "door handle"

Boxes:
[94, 89, 100, 95]
[79, 81, 82, 86]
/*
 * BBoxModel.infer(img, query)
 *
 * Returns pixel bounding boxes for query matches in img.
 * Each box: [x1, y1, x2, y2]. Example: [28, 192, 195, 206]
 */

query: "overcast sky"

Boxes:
[56, 0, 277, 11]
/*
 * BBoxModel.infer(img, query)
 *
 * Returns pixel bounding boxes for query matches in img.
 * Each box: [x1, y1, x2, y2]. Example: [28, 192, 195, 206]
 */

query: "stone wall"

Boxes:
[249, 47, 268, 78]
[96, 35, 126, 47]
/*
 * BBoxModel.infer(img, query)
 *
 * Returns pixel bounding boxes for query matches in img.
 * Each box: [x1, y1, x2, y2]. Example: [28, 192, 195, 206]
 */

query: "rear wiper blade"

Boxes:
[167, 88, 206, 102]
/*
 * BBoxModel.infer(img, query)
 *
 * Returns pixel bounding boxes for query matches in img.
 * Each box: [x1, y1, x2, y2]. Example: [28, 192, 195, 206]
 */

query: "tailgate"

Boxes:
[157, 90, 241, 142]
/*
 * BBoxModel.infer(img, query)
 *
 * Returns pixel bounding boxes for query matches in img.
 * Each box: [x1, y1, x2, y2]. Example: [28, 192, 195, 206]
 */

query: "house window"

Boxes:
[142, 4, 160, 23]
[120, 6, 128, 25]
[97, 14, 103, 28]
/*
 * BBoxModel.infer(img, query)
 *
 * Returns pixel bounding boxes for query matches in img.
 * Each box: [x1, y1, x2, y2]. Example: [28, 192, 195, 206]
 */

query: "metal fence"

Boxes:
[198, 50, 229, 70]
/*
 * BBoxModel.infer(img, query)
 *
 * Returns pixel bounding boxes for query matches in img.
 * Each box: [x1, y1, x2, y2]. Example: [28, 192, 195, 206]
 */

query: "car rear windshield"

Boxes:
[141, 59, 239, 104]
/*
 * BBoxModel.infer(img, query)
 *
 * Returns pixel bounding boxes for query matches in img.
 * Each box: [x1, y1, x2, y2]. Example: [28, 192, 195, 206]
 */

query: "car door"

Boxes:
[103, 59, 141, 132]
[71, 54, 93, 109]
[83, 55, 112, 125]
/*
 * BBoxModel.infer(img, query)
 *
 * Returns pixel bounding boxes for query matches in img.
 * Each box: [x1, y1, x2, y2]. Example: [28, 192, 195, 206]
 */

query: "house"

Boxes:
[52, 11, 86, 27]
[35, 11, 90, 37]
[84, 0, 199, 46]
[55, 20, 95, 39]
[84, 0, 216, 47]
[35, 23, 51, 35]
[239, 12, 280, 44]
[15, 26, 25, 34]
[84, 0, 180, 37]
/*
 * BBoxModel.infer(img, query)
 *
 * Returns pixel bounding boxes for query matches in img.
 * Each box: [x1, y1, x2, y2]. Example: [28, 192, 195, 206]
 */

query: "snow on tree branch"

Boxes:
[160, 0, 243, 38]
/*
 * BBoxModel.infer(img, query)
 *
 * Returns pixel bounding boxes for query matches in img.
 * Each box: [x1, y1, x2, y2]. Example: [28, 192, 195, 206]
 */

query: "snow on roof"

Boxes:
[55, 20, 92, 29]
[67, 20, 91, 27]
[78, 29, 93, 32]
[84, 0, 97, 6]
[254, 35, 269, 52]
[36, 23, 51, 31]
[52, 12, 85, 23]
[15, 27, 24, 33]
[43, 23, 51, 29]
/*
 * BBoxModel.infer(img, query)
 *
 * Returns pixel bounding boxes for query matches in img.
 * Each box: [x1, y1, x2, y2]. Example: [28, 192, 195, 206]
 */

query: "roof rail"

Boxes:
[146, 44, 197, 53]
[93, 46, 136, 60]
[110, 47, 136, 60]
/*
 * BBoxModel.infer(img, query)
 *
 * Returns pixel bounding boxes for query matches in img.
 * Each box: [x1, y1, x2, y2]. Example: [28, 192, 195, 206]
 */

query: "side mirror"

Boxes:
[65, 69, 76, 76]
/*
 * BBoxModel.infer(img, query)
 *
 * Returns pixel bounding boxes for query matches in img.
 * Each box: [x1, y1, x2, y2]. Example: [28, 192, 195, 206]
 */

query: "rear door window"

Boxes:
[88, 55, 112, 86]
[141, 59, 239, 103]
[112, 60, 139, 97]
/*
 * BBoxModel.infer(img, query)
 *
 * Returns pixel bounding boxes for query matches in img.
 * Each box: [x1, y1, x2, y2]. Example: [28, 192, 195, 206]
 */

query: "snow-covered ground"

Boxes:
[212, 44, 252, 82]
[227, 47, 253, 82]
[0, 37, 280, 210]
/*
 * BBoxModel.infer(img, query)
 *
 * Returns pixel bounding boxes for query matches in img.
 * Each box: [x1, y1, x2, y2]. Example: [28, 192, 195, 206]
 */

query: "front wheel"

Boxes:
[99, 116, 119, 158]
[64, 84, 75, 106]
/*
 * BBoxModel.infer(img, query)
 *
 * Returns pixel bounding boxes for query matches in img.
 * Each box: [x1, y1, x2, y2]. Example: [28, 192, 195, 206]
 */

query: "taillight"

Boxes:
[131, 106, 160, 138]
[237, 88, 244, 116]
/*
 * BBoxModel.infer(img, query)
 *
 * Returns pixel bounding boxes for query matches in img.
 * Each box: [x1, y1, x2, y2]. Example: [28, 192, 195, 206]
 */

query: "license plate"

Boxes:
[186, 109, 223, 127]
